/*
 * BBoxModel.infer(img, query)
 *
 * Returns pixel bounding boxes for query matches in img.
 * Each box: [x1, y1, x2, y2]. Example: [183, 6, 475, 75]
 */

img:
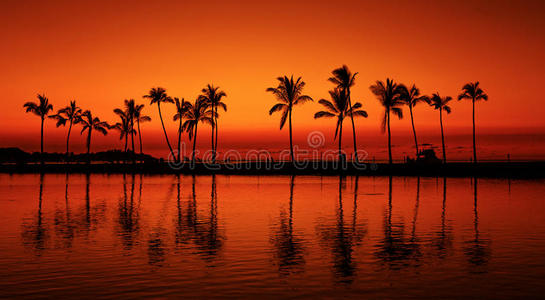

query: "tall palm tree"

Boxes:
[121, 99, 137, 153]
[112, 110, 133, 152]
[457, 82, 488, 164]
[398, 84, 430, 158]
[267, 76, 313, 162]
[329, 65, 359, 160]
[199, 84, 227, 162]
[23, 94, 53, 163]
[79, 110, 109, 161]
[314, 88, 367, 159]
[49, 100, 82, 159]
[173, 97, 190, 162]
[430, 93, 453, 164]
[182, 97, 214, 162]
[134, 103, 151, 155]
[370, 78, 404, 164]
[143, 87, 177, 162]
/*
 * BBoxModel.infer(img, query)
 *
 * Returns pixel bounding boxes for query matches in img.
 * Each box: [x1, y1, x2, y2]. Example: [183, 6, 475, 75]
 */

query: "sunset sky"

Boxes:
[1, 0, 544, 159]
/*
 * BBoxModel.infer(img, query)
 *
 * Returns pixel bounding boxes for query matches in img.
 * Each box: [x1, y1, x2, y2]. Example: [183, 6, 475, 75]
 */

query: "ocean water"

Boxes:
[0, 174, 544, 298]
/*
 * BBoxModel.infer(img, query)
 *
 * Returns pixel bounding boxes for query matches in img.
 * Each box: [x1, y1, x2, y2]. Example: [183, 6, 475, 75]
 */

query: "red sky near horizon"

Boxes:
[1, 0, 545, 160]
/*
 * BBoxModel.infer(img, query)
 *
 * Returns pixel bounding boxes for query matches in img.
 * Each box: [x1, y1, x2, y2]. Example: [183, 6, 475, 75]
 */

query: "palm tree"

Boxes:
[430, 93, 453, 164]
[398, 84, 430, 158]
[143, 87, 177, 162]
[182, 97, 214, 162]
[121, 99, 137, 153]
[111, 110, 134, 152]
[329, 65, 359, 160]
[48, 100, 82, 159]
[314, 88, 367, 159]
[79, 110, 109, 161]
[173, 97, 190, 162]
[267, 76, 313, 162]
[370, 79, 404, 164]
[134, 103, 151, 155]
[458, 82, 488, 164]
[199, 84, 227, 162]
[23, 94, 53, 163]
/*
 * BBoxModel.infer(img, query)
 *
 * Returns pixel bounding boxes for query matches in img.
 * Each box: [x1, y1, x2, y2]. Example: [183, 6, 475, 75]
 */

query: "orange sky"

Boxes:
[1, 0, 545, 158]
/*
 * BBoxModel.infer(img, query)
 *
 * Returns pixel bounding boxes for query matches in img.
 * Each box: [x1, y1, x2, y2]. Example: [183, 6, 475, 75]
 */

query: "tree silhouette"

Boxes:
[173, 97, 190, 162]
[458, 82, 488, 164]
[329, 65, 360, 161]
[23, 94, 53, 163]
[314, 88, 367, 160]
[398, 84, 430, 158]
[370, 79, 403, 164]
[267, 76, 313, 162]
[430, 93, 453, 164]
[79, 110, 109, 161]
[49, 100, 82, 160]
[134, 103, 151, 155]
[183, 97, 214, 162]
[199, 85, 227, 162]
[111, 109, 134, 153]
[143, 87, 177, 162]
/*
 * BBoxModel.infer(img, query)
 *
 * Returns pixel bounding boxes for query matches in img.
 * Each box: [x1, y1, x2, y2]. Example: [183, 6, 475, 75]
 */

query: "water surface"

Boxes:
[1, 174, 544, 298]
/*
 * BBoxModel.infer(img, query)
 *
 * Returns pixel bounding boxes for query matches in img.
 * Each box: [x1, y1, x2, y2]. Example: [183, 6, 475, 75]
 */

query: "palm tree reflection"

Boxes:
[117, 173, 140, 250]
[432, 177, 453, 258]
[270, 175, 305, 275]
[464, 177, 491, 272]
[375, 176, 420, 269]
[54, 173, 75, 248]
[21, 173, 48, 254]
[316, 176, 365, 284]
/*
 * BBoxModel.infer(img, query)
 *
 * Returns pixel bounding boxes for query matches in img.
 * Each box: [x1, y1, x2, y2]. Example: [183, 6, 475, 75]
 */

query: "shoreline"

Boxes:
[1, 161, 544, 178]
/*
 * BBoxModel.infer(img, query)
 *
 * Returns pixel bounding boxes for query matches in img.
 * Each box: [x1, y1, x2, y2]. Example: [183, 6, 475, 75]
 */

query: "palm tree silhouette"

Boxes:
[117, 99, 137, 153]
[134, 103, 151, 155]
[398, 84, 430, 158]
[79, 110, 109, 161]
[329, 65, 360, 161]
[143, 87, 177, 162]
[199, 85, 227, 162]
[112, 109, 134, 152]
[173, 97, 190, 162]
[48, 100, 82, 160]
[183, 97, 214, 162]
[370, 79, 404, 164]
[314, 88, 367, 160]
[458, 82, 488, 164]
[267, 76, 313, 162]
[430, 93, 453, 164]
[23, 94, 53, 163]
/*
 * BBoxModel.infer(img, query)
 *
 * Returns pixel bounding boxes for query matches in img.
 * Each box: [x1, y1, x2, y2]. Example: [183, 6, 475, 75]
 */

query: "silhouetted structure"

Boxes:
[458, 82, 488, 164]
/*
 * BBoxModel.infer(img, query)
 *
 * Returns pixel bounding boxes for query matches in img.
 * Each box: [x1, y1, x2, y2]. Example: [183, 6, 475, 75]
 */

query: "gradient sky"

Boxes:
[1, 0, 544, 158]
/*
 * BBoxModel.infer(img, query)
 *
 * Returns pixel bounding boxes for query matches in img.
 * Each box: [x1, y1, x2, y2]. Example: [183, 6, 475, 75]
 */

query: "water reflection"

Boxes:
[54, 173, 75, 249]
[117, 174, 140, 250]
[431, 177, 453, 258]
[21, 173, 47, 255]
[316, 176, 366, 283]
[270, 175, 305, 275]
[375, 176, 420, 269]
[463, 177, 491, 273]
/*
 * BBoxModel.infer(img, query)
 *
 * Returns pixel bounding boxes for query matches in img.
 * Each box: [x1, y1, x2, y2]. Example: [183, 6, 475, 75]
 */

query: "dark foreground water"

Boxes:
[0, 174, 544, 299]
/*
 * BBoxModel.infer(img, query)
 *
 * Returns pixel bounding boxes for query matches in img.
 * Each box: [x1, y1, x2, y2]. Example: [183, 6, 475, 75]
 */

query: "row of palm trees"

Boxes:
[24, 65, 487, 165]
[23, 85, 227, 163]
[267, 65, 488, 164]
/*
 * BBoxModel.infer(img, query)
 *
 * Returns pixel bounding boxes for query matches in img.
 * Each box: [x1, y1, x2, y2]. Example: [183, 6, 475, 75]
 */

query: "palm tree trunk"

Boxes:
[40, 116, 44, 164]
[137, 119, 143, 155]
[157, 103, 177, 162]
[178, 117, 182, 163]
[87, 129, 92, 164]
[409, 105, 419, 158]
[211, 119, 215, 162]
[288, 106, 294, 162]
[214, 106, 219, 162]
[192, 124, 198, 162]
[472, 98, 477, 164]
[66, 120, 73, 160]
[130, 119, 135, 153]
[124, 134, 128, 153]
[339, 118, 343, 161]
[387, 110, 392, 165]
[347, 90, 358, 162]
[440, 108, 446, 164]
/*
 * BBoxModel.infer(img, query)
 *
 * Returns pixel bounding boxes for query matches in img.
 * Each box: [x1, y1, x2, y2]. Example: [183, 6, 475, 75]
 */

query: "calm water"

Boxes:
[1, 174, 544, 298]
